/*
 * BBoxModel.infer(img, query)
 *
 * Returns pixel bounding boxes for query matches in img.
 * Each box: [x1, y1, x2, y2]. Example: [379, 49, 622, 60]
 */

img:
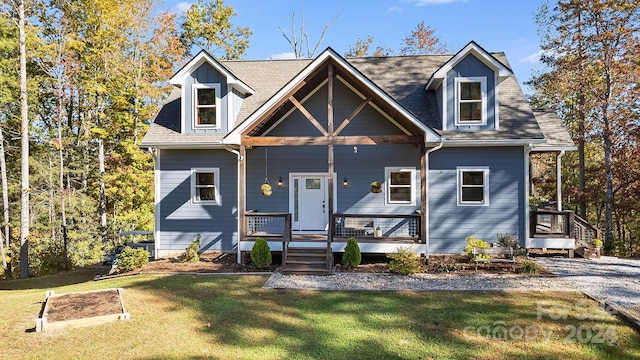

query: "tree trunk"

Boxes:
[19, 0, 30, 279]
[99, 138, 107, 244]
[0, 126, 9, 278]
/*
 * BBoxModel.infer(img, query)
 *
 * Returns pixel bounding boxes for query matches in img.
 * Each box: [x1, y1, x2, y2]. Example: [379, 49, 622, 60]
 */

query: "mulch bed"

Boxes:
[45, 289, 123, 322]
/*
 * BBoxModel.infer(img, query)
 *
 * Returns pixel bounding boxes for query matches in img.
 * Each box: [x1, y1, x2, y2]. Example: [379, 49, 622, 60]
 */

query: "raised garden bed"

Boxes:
[35, 288, 130, 332]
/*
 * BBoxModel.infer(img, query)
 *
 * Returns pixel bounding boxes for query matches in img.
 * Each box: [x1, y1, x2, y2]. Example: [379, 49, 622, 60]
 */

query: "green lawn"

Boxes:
[1, 269, 639, 359]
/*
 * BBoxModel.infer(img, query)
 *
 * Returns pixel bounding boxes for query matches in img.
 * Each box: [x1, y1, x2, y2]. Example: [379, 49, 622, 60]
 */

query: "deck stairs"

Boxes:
[573, 214, 601, 259]
[281, 237, 333, 275]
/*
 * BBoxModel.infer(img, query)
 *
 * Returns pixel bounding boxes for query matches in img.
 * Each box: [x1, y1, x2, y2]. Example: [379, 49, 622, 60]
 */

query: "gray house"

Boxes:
[141, 41, 579, 272]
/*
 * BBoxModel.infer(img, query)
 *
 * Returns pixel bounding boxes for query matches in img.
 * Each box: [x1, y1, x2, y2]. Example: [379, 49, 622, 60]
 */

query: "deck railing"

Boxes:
[331, 213, 422, 243]
[244, 212, 292, 267]
[530, 209, 574, 238]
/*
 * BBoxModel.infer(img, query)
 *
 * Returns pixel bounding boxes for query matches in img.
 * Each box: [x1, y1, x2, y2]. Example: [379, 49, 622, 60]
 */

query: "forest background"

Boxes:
[0, 0, 638, 278]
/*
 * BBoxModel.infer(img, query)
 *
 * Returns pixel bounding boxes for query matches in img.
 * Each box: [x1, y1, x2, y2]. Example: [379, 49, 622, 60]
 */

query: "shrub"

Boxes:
[463, 235, 490, 259]
[387, 246, 421, 275]
[182, 235, 201, 263]
[591, 238, 603, 248]
[519, 261, 539, 274]
[114, 246, 149, 273]
[250, 238, 272, 269]
[496, 233, 523, 255]
[342, 237, 361, 267]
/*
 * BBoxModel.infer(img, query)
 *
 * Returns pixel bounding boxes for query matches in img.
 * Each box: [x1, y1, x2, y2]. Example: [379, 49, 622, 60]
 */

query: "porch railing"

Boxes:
[331, 213, 422, 242]
[530, 209, 574, 238]
[243, 212, 292, 267]
[574, 214, 601, 248]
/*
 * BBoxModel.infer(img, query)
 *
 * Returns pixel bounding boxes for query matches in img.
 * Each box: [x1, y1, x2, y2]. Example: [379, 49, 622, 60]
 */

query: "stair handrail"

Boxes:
[573, 214, 601, 248]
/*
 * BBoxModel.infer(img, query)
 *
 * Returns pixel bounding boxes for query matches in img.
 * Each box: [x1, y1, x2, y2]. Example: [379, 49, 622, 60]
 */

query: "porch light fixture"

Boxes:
[353, 146, 358, 154]
[343, 177, 348, 187]
[278, 176, 283, 187]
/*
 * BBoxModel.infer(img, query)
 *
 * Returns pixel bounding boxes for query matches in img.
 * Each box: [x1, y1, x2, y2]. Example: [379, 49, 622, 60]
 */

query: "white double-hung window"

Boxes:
[193, 83, 221, 128]
[191, 168, 220, 205]
[457, 167, 489, 206]
[455, 77, 487, 126]
[385, 167, 416, 205]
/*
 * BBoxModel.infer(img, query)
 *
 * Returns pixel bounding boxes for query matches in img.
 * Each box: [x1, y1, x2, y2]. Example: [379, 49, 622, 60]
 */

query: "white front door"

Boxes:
[290, 174, 329, 232]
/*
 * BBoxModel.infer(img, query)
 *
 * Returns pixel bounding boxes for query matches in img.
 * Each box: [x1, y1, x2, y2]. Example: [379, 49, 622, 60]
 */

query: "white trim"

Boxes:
[456, 166, 490, 206]
[454, 77, 487, 126]
[153, 148, 161, 259]
[190, 167, 221, 205]
[494, 72, 500, 130]
[384, 167, 417, 206]
[224, 48, 440, 144]
[524, 145, 531, 248]
[192, 83, 221, 129]
[442, 79, 448, 131]
[440, 139, 546, 147]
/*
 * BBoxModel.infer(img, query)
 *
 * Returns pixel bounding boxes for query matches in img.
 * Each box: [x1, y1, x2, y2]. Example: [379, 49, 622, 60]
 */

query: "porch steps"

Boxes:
[281, 247, 332, 275]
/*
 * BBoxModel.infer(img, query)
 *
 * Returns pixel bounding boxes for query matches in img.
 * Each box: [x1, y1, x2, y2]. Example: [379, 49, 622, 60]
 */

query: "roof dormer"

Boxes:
[426, 41, 512, 132]
[170, 51, 254, 135]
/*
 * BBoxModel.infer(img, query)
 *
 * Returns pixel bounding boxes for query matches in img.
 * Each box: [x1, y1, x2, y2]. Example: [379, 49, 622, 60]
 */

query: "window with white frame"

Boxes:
[385, 167, 416, 205]
[193, 83, 221, 128]
[455, 77, 487, 125]
[191, 168, 220, 205]
[457, 167, 489, 206]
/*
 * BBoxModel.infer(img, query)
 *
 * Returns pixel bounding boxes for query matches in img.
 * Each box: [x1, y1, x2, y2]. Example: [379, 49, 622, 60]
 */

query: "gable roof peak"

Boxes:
[169, 50, 254, 94]
[425, 41, 513, 90]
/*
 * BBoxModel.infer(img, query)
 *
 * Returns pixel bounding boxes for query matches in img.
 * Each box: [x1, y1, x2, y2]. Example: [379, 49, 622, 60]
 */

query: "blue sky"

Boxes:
[161, 0, 545, 91]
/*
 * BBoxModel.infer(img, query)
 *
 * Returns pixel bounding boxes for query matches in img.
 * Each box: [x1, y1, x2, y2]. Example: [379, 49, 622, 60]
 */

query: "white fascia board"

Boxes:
[531, 145, 578, 152]
[143, 143, 226, 149]
[224, 48, 441, 145]
[170, 51, 255, 95]
[426, 41, 513, 90]
[442, 139, 546, 147]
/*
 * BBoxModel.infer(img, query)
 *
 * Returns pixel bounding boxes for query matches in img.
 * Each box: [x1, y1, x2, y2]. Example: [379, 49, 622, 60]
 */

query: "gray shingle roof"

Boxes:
[532, 109, 576, 150]
[141, 50, 571, 148]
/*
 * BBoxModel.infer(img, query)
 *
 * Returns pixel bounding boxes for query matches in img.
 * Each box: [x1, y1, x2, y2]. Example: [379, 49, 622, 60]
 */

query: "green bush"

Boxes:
[496, 233, 522, 255]
[519, 261, 539, 274]
[182, 235, 201, 262]
[463, 235, 490, 259]
[341, 237, 361, 267]
[250, 238, 272, 269]
[114, 246, 149, 273]
[387, 246, 421, 275]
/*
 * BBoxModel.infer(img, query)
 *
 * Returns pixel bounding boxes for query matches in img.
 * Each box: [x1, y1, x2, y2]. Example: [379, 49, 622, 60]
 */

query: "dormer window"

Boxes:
[193, 83, 221, 128]
[455, 77, 487, 126]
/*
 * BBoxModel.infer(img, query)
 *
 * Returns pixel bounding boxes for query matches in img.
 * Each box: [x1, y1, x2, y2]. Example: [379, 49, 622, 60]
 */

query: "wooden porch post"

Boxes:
[239, 145, 246, 264]
[327, 63, 334, 244]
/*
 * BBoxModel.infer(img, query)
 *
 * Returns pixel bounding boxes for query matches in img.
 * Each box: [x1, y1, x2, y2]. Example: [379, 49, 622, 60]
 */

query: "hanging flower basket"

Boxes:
[370, 181, 382, 194]
[261, 183, 272, 196]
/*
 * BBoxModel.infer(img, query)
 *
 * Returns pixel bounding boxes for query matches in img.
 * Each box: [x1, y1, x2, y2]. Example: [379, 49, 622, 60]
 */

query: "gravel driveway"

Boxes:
[534, 256, 640, 319]
[264, 256, 640, 320]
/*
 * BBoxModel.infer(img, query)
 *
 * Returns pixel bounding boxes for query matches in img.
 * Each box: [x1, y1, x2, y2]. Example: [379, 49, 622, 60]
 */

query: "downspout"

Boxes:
[556, 150, 565, 211]
[524, 144, 533, 251]
[147, 147, 159, 259]
[424, 138, 444, 263]
[225, 146, 243, 264]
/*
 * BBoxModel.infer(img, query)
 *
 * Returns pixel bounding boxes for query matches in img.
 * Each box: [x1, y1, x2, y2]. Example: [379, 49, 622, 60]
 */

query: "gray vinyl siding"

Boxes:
[183, 62, 229, 134]
[445, 54, 497, 131]
[428, 147, 525, 253]
[158, 149, 238, 251]
[247, 144, 421, 215]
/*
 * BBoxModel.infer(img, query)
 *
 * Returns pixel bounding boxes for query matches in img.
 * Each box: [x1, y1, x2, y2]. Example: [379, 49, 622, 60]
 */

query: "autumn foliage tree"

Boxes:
[530, 0, 640, 254]
[0, 0, 249, 278]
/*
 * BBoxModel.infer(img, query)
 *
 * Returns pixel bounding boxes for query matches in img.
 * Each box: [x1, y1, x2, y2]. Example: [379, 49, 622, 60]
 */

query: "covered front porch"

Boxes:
[224, 52, 439, 272]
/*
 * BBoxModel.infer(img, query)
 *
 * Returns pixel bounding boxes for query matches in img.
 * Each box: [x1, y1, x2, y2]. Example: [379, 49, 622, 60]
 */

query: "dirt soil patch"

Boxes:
[45, 289, 123, 322]
[140, 252, 277, 273]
